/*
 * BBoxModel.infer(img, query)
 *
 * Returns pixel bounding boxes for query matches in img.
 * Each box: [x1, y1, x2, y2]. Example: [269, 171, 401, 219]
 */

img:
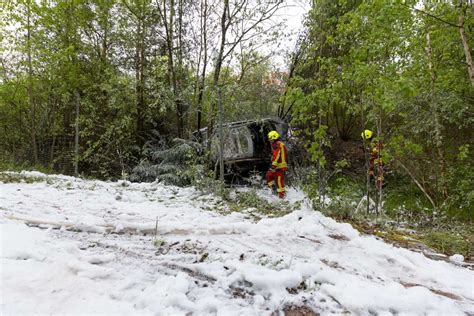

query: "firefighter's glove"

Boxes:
[269, 168, 276, 173]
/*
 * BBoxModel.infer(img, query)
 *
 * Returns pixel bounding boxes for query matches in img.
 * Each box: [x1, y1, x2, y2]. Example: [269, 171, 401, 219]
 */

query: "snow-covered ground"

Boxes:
[1, 171, 473, 315]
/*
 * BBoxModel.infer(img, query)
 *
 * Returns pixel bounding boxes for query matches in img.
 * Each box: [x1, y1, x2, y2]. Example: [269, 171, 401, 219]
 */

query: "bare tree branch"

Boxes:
[401, 3, 460, 28]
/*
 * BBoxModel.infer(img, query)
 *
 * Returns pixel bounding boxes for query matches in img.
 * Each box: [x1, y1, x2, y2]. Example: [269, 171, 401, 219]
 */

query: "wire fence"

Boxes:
[1, 135, 76, 174]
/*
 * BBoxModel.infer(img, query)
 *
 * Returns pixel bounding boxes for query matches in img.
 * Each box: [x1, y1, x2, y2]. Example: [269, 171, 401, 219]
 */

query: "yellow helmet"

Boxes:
[268, 130, 280, 141]
[361, 129, 373, 140]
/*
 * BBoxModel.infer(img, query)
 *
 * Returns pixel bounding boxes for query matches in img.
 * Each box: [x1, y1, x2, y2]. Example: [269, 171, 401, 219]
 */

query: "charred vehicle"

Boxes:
[193, 118, 289, 181]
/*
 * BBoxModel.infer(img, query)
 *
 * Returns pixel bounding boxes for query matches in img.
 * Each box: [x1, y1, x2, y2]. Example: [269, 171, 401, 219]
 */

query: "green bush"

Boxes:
[443, 164, 474, 221]
[0, 172, 46, 184]
[0, 160, 53, 174]
[130, 138, 206, 186]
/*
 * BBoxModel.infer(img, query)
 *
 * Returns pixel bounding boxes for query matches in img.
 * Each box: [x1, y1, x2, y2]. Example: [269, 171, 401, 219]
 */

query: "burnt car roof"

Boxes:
[192, 117, 290, 180]
[193, 117, 288, 140]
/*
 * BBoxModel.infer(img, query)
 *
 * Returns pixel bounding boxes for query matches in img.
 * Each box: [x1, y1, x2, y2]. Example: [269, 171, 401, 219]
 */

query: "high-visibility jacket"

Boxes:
[369, 140, 383, 168]
[368, 140, 384, 188]
[271, 140, 288, 171]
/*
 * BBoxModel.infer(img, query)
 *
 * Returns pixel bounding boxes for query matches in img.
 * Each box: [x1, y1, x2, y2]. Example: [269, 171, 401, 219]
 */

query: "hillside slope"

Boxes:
[1, 172, 473, 315]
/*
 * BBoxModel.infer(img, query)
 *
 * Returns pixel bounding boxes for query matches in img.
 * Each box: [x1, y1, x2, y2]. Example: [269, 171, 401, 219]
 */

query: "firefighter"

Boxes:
[361, 129, 384, 189]
[266, 130, 288, 199]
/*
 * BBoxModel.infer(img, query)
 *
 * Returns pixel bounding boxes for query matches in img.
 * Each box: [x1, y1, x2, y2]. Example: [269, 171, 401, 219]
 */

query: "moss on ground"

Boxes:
[0, 160, 53, 174]
[226, 190, 293, 218]
[311, 174, 473, 260]
[0, 172, 46, 184]
[349, 219, 473, 260]
[420, 229, 473, 258]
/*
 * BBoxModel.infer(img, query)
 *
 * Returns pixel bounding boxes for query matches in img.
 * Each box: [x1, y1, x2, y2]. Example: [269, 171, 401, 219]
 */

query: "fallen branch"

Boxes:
[400, 281, 463, 301]
[395, 159, 437, 211]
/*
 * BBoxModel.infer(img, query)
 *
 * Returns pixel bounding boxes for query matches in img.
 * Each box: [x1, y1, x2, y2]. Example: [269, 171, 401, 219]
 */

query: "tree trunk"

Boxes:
[426, 31, 448, 199]
[177, 0, 185, 134]
[50, 134, 56, 169]
[177, 0, 184, 85]
[135, 14, 146, 146]
[359, 103, 371, 215]
[209, 0, 229, 135]
[376, 111, 383, 217]
[157, 0, 183, 137]
[317, 113, 323, 202]
[279, 60, 299, 118]
[123, 2, 149, 145]
[218, 87, 224, 182]
[74, 90, 80, 177]
[26, 0, 38, 164]
[459, 6, 474, 87]
[396, 159, 437, 212]
[163, 0, 181, 137]
[196, 0, 208, 133]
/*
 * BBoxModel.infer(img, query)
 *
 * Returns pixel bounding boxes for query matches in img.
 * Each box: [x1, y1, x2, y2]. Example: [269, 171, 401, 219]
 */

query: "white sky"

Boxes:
[270, 0, 310, 70]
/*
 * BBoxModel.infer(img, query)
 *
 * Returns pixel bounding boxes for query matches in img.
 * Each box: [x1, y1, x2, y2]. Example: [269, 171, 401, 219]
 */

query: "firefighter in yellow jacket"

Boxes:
[361, 129, 384, 189]
[266, 130, 288, 199]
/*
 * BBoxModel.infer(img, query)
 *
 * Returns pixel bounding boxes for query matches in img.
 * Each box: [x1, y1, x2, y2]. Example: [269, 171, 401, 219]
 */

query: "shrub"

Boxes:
[130, 138, 205, 186]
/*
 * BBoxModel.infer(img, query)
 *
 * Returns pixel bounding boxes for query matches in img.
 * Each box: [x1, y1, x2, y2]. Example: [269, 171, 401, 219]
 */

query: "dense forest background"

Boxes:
[1, 1, 473, 223]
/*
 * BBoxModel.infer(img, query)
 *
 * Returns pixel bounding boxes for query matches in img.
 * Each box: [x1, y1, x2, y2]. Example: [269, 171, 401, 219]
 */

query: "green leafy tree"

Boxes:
[288, 0, 473, 216]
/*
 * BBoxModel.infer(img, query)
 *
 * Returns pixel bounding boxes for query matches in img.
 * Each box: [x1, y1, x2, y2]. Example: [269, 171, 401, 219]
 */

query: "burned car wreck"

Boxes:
[193, 117, 289, 182]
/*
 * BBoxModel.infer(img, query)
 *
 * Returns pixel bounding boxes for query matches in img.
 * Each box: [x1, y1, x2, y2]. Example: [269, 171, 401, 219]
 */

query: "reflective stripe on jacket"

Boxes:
[369, 140, 383, 165]
[271, 140, 288, 170]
